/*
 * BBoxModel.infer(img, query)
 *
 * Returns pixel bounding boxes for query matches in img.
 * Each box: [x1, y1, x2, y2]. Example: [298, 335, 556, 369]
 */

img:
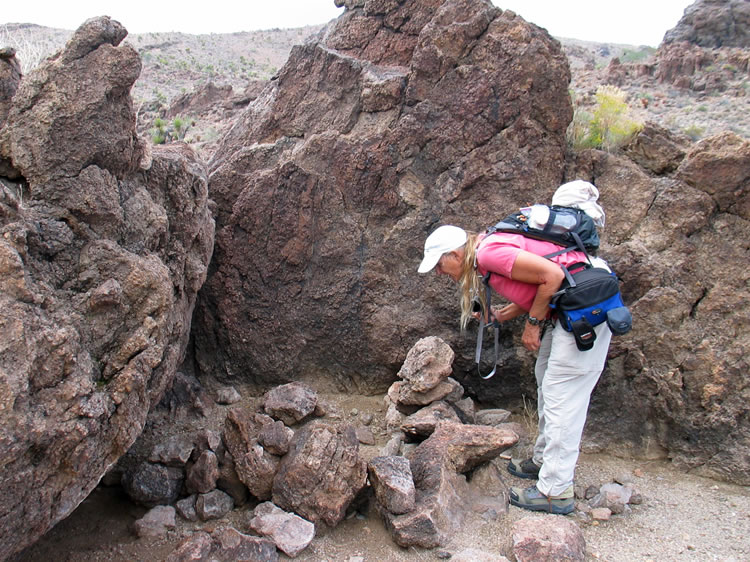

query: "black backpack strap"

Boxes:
[542, 231, 593, 266]
[475, 272, 500, 379]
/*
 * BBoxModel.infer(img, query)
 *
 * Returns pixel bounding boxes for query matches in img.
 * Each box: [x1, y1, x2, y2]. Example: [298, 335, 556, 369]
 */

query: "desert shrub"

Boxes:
[620, 46, 656, 63]
[683, 124, 705, 141]
[567, 85, 643, 152]
[0, 24, 53, 73]
[151, 117, 167, 144]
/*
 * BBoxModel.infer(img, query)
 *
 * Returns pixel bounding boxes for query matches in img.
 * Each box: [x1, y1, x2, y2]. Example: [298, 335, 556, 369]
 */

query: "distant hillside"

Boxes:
[3, 20, 749, 159]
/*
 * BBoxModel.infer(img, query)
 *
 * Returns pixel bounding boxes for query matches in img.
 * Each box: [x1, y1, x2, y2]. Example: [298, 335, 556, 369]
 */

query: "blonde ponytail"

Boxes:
[458, 232, 485, 333]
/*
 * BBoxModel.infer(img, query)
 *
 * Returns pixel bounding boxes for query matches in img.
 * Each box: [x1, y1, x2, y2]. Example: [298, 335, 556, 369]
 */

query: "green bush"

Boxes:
[683, 124, 705, 141]
[620, 46, 656, 63]
[567, 85, 643, 152]
[151, 117, 167, 144]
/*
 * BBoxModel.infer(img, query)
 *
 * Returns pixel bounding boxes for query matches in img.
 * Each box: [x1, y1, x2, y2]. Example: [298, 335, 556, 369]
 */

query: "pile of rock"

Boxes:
[575, 477, 644, 523]
[115, 335, 523, 555]
[118, 380, 363, 558]
[370, 336, 520, 548]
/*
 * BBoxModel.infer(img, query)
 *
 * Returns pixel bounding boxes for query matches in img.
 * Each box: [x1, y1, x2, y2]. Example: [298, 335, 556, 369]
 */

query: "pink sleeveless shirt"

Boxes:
[475, 232, 590, 312]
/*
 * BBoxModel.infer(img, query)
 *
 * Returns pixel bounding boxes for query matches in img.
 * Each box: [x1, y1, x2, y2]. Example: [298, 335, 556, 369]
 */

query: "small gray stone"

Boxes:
[475, 409, 512, 426]
[584, 485, 599, 500]
[176, 495, 198, 522]
[216, 386, 242, 405]
[149, 436, 195, 467]
[380, 433, 403, 457]
[249, 501, 315, 557]
[589, 483, 632, 514]
[196, 489, 235, 520]
[133, 505, 176, 538]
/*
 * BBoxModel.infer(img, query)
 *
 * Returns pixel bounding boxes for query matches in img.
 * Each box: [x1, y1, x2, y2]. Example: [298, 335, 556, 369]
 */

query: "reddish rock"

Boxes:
[193, 0, 572, 393]
[186, 450, 220, 494]
[512, 516, 586, 562]
[272, 423, 367, 527]
[396, 336, 455, 393]
[262, 382, 318, 426]
[210, 527, 279, 562]
[368, 456, 416, 515]
[223, 409, 281, 500]
[0, 16, 213, 557]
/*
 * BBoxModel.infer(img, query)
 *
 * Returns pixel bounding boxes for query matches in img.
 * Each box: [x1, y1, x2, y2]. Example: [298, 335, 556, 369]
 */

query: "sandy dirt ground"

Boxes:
[12, 393, 750, 562]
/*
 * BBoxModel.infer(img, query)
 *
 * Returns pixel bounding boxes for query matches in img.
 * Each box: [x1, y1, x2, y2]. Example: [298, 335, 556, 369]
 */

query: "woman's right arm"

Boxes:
[492, 303, 525, 323]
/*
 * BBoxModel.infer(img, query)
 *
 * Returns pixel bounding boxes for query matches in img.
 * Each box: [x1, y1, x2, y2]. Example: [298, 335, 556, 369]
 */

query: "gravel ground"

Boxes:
[13, 392, 750, 562]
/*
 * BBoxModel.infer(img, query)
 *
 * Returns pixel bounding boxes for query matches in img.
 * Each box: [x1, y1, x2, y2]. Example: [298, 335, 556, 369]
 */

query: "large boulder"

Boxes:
[0, 47, 21, 128]
[0, 17, 214, 557]
[566, 131, 750, 484]
[663, 0, 750, 48]
[193, 0, 572, 392]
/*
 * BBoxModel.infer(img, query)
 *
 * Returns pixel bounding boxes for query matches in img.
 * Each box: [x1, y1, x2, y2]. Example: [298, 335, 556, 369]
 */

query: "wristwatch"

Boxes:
[527, 315, 542, 326]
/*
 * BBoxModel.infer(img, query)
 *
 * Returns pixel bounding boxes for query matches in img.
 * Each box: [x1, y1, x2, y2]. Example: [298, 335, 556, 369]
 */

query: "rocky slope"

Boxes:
[1, 0, 749, 560]
[3, 7, 750, 161]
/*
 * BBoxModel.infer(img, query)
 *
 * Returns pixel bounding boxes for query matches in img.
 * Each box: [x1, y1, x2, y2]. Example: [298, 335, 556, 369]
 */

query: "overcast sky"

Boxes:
[1, 0, 695, 47]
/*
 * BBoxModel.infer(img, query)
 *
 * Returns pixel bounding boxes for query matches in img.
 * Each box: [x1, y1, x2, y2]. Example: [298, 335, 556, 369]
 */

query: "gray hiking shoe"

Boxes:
[509, 484, 575, 515]
[508, 457, 541, 479]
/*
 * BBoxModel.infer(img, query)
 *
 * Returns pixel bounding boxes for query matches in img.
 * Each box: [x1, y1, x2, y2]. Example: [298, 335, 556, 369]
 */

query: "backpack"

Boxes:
[487, 205, 600, 254]
[474, 205, 631, 378]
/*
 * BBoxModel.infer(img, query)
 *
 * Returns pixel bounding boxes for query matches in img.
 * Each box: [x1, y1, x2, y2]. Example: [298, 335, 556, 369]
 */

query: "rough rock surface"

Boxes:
[663, 0, 750, 48]
[512, 516, 586, 562]
[566, 132, 750, 484]
[223, 409, 282, 501]
[0, 16, 214, 557]
[272, 422, 368, 527]
[380, 421, 517, 547]
[0, 48, 21, 127]
[367, 455, 416, 515]
[193, 0, 572, 392]
[249, 501, 315, 558]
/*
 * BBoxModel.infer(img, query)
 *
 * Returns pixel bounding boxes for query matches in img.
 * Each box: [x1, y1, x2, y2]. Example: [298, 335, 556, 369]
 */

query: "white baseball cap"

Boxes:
[417, 225, 468, 273]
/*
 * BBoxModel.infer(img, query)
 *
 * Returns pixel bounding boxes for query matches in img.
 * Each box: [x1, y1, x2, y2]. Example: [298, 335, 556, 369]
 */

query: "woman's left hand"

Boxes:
[522, 322, 541, 352]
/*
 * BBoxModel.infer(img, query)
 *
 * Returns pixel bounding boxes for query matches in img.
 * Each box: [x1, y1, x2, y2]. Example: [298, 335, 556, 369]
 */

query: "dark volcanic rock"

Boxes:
[223, 409, 281, 501]
[663, 0, 750, 48]
[122, 463, 184, 508]
[193, 0, 572, 392]
[0, 16, 214, 557]
[0, 47, 21, 127]
[272, 422, 367, 527]
[565, 134, 750, 485]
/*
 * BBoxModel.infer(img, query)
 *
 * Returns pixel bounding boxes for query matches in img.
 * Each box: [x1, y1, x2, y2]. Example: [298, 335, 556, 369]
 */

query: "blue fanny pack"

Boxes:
[550, 262, 632, 351]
